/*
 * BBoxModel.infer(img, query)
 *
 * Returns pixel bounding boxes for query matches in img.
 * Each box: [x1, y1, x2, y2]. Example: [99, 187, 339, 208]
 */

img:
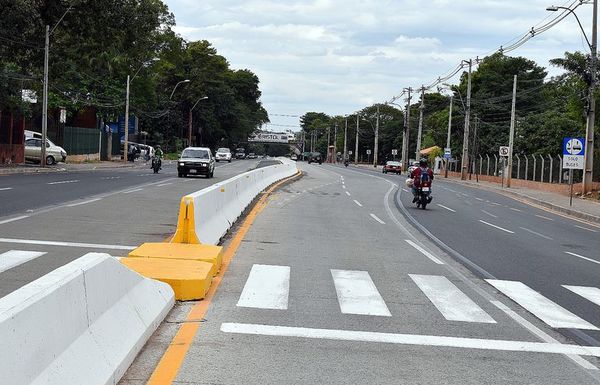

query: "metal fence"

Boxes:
[63, 126, 100, 155]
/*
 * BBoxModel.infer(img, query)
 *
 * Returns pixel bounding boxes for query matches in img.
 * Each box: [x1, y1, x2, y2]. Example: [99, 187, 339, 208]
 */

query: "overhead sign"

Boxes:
[391, 149, 398, 155]
[366, 149, 372, 155]
[562, 137, 585, 169]
[248, 132, 290, 143]
[499, 146, 509, 157]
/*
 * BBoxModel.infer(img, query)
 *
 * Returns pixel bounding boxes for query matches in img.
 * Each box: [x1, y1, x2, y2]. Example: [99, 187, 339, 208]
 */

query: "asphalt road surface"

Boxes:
[122, 162, 600, 384]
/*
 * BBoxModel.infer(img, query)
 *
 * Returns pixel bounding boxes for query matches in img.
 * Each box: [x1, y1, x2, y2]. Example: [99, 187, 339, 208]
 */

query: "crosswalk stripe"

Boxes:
[487, 280, 598, 330]
[563, 285, 600, 307]
[410, 275, 496, 323]
[331, 269, 391, 317]
[237, 264, 290, 310]
[0, 250, 47, 273]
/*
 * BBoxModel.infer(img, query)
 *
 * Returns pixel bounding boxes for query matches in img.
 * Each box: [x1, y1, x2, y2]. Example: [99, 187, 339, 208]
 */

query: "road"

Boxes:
[121, 162, 600, 384]
[0, 159, 262, 297]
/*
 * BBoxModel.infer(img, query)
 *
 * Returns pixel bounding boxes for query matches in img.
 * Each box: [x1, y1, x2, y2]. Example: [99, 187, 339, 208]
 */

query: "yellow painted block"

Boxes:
[121, 257, 213, 301]
[127, 242, 222, 276]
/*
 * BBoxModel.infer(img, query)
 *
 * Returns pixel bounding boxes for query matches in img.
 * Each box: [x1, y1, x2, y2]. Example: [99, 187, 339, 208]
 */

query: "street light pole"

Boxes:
[507, 75, 517, 188]
[445, 95, 453, 178]
[41, 25, 49, 167]
[461, 59, 473, 180]
[189, 96, 208, 146]
[334, 123, 338, 162]
[124, 75, 130, 162]
[402, 88, 412, 172]
[584, 0, 597, 194]
[355, 115, 359, 164]
[374, 104, 380, 167]
[344, 116, 348, 161]
[416, 86, 425, 162]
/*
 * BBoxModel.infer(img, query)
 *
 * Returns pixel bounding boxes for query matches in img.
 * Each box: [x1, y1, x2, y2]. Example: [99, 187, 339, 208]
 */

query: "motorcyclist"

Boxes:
[409, 158, 434, 203]
[344, 157, 349, 167]
[153, 145, 164, 170]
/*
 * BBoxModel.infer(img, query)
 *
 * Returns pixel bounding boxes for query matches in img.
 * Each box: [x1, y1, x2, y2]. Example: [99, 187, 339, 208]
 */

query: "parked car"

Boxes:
[247, 152, 258, 159]
[215, 148, 232, 162]
[24, 137, 67, 165]
[383, 161, 402, 174]
[177, 147, 215, 178]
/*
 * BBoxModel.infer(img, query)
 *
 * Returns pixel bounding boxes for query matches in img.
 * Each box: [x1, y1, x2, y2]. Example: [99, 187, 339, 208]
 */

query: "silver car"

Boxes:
[177, 147, 216, 178]
[24, 138, 67, 165]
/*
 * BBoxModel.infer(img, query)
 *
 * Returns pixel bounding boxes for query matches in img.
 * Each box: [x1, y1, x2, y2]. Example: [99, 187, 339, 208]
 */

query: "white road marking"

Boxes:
[563, 286, 600, 307]
[0, 238, 136, 250]
[574, 224, 598, 233]
[369, 213, 386, 224]
[0, 250, 47, 273]
[331, 269, 391, 316]
[565, 251, 600, 266]
[0, 215, 29, 225]
[342, 185, 346, 189]
[509, 207, 523, 212]
[535, 214, 554, 221]
[401, 188, 409, 193]
[220, 323, 600, 357]
[47, 180, 79, 185]
[489, 202, 501, 206]
[0, 187, 12, 191]
[518, 227, 553, 240]
[157, 182, 173, 187]
[486, 280, 598, 330]
[478, 220, 514, 234]
[405, 240, 444, 265]
[353, 200, 362, 207]
[475, 197, 484, 201]
[481, 210, 498, 218]
[345, 191, 351, 196]
[410, 274, 496, 323]
[66, 198, 102, 207]
[123, 188, 143, 194]
[446, 188, 457, 193]
[237, 264, 290, 310]
[436, 204, 456, 212]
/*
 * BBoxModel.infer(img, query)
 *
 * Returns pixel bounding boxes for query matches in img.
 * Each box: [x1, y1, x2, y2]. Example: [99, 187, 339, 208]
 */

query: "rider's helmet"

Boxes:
[419, 158, 428, 167]
[156, 145, 161, 150]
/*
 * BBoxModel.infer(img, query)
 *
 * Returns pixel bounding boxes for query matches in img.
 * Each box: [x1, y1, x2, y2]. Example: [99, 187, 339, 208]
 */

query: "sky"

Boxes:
[163, 0, 593, 131]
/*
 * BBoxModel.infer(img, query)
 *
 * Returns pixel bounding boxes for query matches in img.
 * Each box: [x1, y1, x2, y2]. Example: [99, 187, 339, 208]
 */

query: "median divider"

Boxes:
[0, 252, 174, 385]
[122, 158, 299, 300]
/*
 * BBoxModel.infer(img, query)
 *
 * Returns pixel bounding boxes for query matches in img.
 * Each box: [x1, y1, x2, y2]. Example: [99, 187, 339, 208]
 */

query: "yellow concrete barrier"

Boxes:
[121, 258, 213, 301]
[127, 242, 222, 276]
[171, 197, 201, 244]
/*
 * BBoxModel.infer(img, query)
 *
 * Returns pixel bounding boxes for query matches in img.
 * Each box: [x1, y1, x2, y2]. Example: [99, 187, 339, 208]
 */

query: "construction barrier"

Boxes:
[0, 253, 174, 385]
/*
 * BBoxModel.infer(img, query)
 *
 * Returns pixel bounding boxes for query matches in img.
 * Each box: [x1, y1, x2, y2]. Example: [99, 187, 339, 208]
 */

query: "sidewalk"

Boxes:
[0, 160, 142, 175]
[351, 163, 600, 225]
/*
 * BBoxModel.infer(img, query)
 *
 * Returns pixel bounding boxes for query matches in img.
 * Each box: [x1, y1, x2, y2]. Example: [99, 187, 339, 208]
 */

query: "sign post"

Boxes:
[366, 149, 372, 164]
[392, 149, 398, 160]
[562, 137, 586, 206]
[499, 146, 509, 188]
[443, 147, 451, 178]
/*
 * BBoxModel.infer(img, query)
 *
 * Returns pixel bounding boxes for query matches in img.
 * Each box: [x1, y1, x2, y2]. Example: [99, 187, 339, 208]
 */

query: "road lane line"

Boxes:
[157, 182, 173, 187]
[475, 197, 484, 201]
[478, 220, 514, 234]
[405, 240, 444, 265]
[66, 198, 102, 207]
[489, 202, 502, 206]
[518, 227, 553, 240]
[47, 179, 79, 185]
[486, 280, 598, 330]
[0, 215, 29, 225]
[353, 199, 362, 207]
[0, 238, 136, 250]
[565, 251, 600, 266]
[481, 210, 497, 218]
[237, 264, 290, 310]
[345, 191, 351, 196]
[446, 188, 457, 193]
[401, 188, 409, 193]
[409, 274, 496, 323]
[436, 204, 456, 212]
[509, 207, 523, 212]
[342, 185, 346, 189]
[369, 213, 386, 224]
[220, 323, 600, 357]
[0, 250, 47, 273]
[563, 286, 600, 307]
[574, 224, 598, 233]
[536, 214, 554, 221]
[0, 187, 12, 191]
[123, 188, 143, 194]
[331, 270, 391, 316]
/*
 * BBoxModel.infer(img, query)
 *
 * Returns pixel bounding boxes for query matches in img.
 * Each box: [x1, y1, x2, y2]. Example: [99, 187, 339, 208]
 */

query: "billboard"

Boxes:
[248, 131, 290, 143]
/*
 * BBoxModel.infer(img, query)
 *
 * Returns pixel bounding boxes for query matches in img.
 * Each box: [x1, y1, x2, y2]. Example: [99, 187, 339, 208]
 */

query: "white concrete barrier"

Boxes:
[173, 158, 298, 245]
[0, 253, 174, 385]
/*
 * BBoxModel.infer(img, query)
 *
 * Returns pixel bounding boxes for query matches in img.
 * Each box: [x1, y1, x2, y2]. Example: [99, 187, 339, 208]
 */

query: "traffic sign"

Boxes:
[366, 149, 372, 155]
[391, 149, 398, 155]
[444, 147, 451, 160]
[348, 151, 353, 155]
[499, 146, 509, 157]
[562, 137, 585, 170]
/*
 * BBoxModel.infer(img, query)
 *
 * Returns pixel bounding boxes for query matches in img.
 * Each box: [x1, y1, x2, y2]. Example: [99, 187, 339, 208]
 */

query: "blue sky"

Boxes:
[163, 0, 593, 131]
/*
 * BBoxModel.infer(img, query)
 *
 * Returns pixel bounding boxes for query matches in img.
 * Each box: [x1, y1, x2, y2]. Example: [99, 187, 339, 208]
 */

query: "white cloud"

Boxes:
[164, 0, 594, 129]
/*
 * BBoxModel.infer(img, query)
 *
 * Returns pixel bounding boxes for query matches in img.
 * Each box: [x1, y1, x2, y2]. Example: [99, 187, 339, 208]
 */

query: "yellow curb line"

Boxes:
[146, 170, 302, 385]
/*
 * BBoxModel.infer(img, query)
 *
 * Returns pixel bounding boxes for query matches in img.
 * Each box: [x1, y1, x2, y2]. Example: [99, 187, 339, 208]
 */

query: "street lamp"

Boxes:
[189, 96, 208, 146]
[547, 1, 597, 194]
[170, 79, 191, 100]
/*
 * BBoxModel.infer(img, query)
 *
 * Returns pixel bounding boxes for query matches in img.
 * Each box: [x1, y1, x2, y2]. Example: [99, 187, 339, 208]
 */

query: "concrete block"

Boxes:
[128, 242, 223, 276]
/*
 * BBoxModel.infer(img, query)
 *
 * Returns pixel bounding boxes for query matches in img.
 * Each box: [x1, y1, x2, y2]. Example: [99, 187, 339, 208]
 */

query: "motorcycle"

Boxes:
[344, 160, 349, 167]
[151, 157, 161, 174]
[415, 180, 433, 209]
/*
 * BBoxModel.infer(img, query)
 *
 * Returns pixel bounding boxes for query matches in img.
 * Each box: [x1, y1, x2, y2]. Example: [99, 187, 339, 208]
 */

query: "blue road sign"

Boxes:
[563, 137, 585, 156]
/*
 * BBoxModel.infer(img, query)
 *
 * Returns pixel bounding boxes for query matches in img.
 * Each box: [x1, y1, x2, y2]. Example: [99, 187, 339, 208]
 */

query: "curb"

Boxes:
[443, 177, 600, 225]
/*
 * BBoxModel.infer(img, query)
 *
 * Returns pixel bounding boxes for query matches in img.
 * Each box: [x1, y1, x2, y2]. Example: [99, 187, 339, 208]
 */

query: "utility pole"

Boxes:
[355, 114, 359, 164]
[402, 88, 412, 172]
[445, 95, 453, 178]
[344, 116, 348, 161]
[374, 104, 380, 167]
[327, 127, 331, 162]
[507, 75, 517, 188]
[461, 59, 473, 180]
[334, 123, 338, 162]
[41, 25, 50, 167]
[188, 108, 193, 146]
[583, 0, 598, 194]
[124, 75, 130, 162]
[416, 86, 425, 161]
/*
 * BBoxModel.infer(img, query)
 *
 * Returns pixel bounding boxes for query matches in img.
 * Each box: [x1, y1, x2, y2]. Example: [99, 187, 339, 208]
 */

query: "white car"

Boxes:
[215, 148, 232, 162]
[24, 137, 67, 165]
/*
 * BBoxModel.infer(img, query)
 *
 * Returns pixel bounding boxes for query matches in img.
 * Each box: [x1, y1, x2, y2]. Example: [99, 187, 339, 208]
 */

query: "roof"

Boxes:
[419, 146, 442, 155]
